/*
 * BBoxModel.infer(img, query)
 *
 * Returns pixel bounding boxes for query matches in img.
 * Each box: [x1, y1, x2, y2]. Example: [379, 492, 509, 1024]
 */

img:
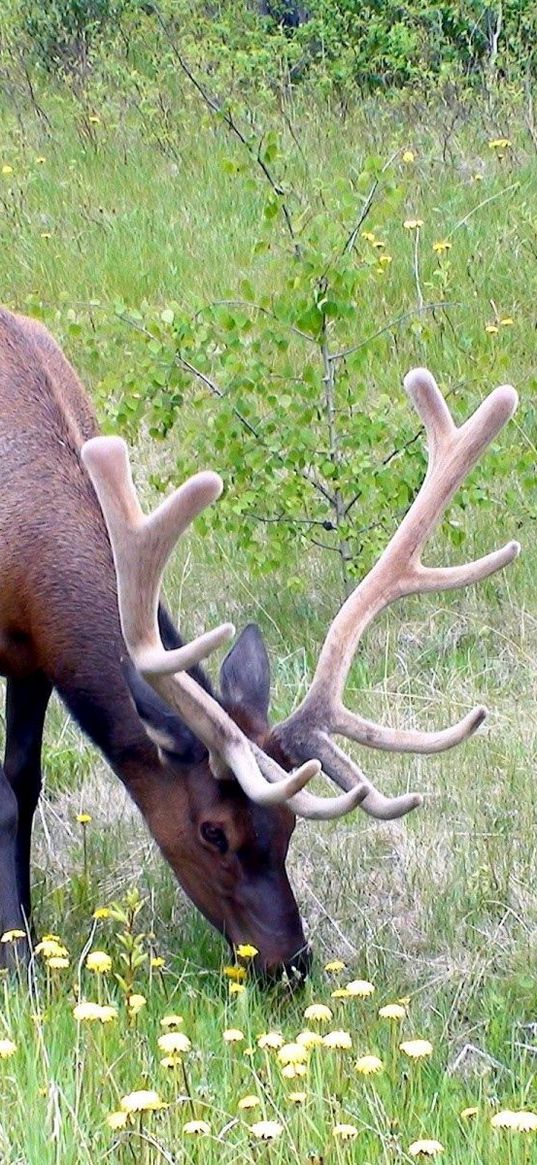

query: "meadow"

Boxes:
[0, 57, 536, 1164]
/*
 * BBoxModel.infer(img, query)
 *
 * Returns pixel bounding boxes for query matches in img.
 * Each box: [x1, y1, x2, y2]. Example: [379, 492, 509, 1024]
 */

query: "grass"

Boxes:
[0, 68, 536, 1163]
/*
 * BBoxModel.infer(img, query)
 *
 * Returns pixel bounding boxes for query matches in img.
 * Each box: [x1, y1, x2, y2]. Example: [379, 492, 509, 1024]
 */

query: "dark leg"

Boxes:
[0, 764, 22, 941]
[4, 673, 52, 924]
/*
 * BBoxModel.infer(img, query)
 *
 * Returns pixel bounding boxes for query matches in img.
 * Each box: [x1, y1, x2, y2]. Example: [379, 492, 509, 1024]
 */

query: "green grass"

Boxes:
[0, 73, 536, 1163]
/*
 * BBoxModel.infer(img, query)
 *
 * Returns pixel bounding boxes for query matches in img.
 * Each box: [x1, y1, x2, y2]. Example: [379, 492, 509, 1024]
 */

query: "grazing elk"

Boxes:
[0, 306, 519, 980]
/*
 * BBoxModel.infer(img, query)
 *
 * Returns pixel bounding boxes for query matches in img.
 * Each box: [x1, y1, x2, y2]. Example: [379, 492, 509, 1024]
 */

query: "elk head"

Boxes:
[82, 367, 519, 979]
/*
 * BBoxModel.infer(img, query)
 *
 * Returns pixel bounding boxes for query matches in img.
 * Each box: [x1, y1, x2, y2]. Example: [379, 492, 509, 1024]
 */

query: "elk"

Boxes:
[0, 305, 519, 980]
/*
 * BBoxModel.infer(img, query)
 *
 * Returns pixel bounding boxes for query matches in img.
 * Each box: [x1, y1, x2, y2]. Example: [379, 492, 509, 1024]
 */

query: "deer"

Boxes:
[0, 305, 519, 980]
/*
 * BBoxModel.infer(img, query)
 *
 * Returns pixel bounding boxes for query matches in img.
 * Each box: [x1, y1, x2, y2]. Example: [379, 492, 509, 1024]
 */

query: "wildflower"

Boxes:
[229, 982, 246, 995]
[157, 1032, 191, 1055]
[379, 1003, 406, 1020]
[183, 1120, 210, 1135]
[485, 323, 499, 334]
[36, 156, 46, 165]
[107, 1111, 128, 1130]
[120, 1090, 165, 1114]
[460, 1107, 479, 1119]
[346, 979, 375, 997]
[403, 219, 424, 230]
[47, 956, 69, 970]
[432, 240, 451, 253]
[73, 1002, 118, 1023]
[409, 1140, 444, 1156]
[258, 1031, 284, 1049]
[223, 964, 247, 982]
[88, 115, 101, 125]
[236, 944, 258, 959]
[36, 939, 68, 960]
[99, 1006, 118, 1023]
[76, 812, 92, 824]
[323, 1030, 352, 1050]
[373, 239, 385, 249]
[93, 907, 111, 919]
[378, 254, 392, 265]
[160, 1014, 183, 1029]
[296, 1030, 323, 1048]
[282, 1062, 307, 1079]
[324, 959, 345, 973]
[488, 138, 511, 149]
[491, 1110, 537, 1131]
[151, 956, 165, 968]
[333, 1123, 359, 1140]
[288, 1091, 307, 1104]
[86, 950, 112, 974]
[1, 165, 13, 176]
[238, 1095, 260, 1111]
[128, 994, 146, 1017]
[1, 929, 26, 943]
[355, 1054, 383, 1075]
[160, 1056, 181, 1069]
[400, 1039, 433, 1059]
[402, 149, 416, 163]
[250, 1121, 283, 1140]
[304, 1003, 332, 1023]
[0, 1039, 16, 1058]
[223, 1028, 244, 1043]
[500, 317, 514, 326]
[361, 231, 376, 243]
[40, 232, 52, 240]
[331, 987, 351, 999]
[278, 1042, 308, 1066]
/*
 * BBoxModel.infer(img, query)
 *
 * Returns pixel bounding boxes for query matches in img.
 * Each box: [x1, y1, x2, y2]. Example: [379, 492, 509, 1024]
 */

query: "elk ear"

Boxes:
[123, 660, 206, 764]
[220, 623, 271, 722]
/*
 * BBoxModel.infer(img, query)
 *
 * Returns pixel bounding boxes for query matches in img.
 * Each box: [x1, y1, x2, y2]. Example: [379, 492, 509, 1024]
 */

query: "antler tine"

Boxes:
[82, 436, 362, 817]
[273, 367, 519, 819]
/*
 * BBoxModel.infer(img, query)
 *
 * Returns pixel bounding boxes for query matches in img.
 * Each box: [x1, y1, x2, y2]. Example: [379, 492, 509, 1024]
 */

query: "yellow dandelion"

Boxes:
[460, 1107, 479, 1119]
[378, 254, 392, 265]
[1, 165, 13, 176]
[157, 1031, 191, 1055]
[333, 1123, 359, 1140]
[0, 929, 26, 943]
[120, 1090, 165, 1114]
[361, 230, 376, 243]
[160, 1056, 181, 1069]
[485, 323, 499, 334]
[76, 812, 92, 824]
[331, 987, 351, 999]
[379, 1003, 406, 1020]
[42, 934, 60, 943]
[296, 1030, 324, 1048]
[324, 959, 345, 973]
[355, 1054, 383, 1075]
[278, 1042, 308, 1066]
[128, 994, 146, 1016]
[229, 982, 246, 995]
[282, 1063, 307, 1079]
[288, 1091, 307, 1104]
[73, 1002, 118, 1023]
[36, 156, 46, 164]
[258, 1031, 284, 1049]
[304, 1003, 332, 1023]
[432, 240, 451, 253]
[86, 950, 112, 974]
[403, 218, 424, 230]
[99, 1006, 118, 1023]
[373, 239, 385, 249]
[88, 115, 101, 125]
[323, 1030, 352, 1050]
[400, 1039, 433, 1059]
[223, 1028, 244, 1043]
[93, 907, 111, 919]
[346, 979, 375, 997]
[488, 137, 511, 149]
[238, 1095, 260, 1111]
[107, 1110, 128, 1130]
[250, 1120, 282, 1140]
[500, 317, 514, 326]
[183, 1120, 210, 1135]
[160, 1014, 183, 1029]
[0, 1039, 16, 1058]
[236, 944, 258, 959]
[409, 1140, 444, 1156]
[47, 955, 69, 970]
[491, 1110, 537, 1131]
[402, 149, 416, 163]
[36, 939, 68, 959]
[151, 956, 165, 968]
[223, 964, 247, 981]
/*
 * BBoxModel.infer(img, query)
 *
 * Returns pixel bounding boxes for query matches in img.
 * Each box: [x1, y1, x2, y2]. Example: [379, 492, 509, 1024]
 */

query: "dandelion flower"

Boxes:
[120, 1090, 165, 1114]
[323, 1030, 352, 1050]
[402, 149, 416, 163]
[278, 1042, 308, 1065]
[432, 240, 451, 253]
[158, 1032, 191, 1055]
[403, 218, 424, 230]
[333, 1123, 359, 1140]
[93, 907, 111, 919]
[250, 1120, 283, 1140]
[183, 1120, 210, 1135]
[296, 1030, 323, 1048]
[76, 812, 92, 824]
[485, 323, 499, 334]
[0, 1039, 16, 1058]
[355, 1054, 383, 1075]
[99, 1006, 118, 1023]
[73, 1002, 118, 1023]
[460, 1107, 479, 1119]
[288, 1091, 307, 1104]
[47, 956, 69, 970]
[324, 959, 345, 973]
[346, 979, 375, 997]
[128, 994, 146, 1016]
[409, 1140, 444, 1156]
[151, 956, 165, 968]
[1, 165, 13, 176]
[107, 1110, 128, 1130]
[86, 950, 112, 974]
[304, 1003, 332, 1023]
[400, 1039, 433, 1059]
[160, 1056, 181, 1069]
[229, 982, 246, 995]
[258, 1031, 284, 1049]
[500, 317, 514, 326]
[88, 115, 101, 125]
[379, 1003, 406, 1020]
[36, 156, 46, 165]
[36, 939, 68, 959]
[40, 232, 52, 239]
[331, 987, 351, 999]
[236, 944, 258, 959]
[282, 1062, 307, 1079]
[1, 929, 26, 943]
[223, 1028, 244, 1043]
[491, 1110, 537, 1131]
[361, 231, 376, 243]
[224, 964, 247, 981]
[378, 254, 392, 265]
[238, 1095, 260, 1111]
[160, 1014, 183, 1029]
[488, 138, 511, 149]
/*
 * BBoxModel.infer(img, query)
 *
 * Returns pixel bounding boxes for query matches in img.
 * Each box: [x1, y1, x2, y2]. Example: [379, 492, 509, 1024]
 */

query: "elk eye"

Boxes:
[200, 822, 229, 854]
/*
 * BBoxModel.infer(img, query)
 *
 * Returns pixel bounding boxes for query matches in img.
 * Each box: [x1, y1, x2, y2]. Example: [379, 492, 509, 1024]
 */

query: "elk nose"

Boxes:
[256, 943, 312, 987]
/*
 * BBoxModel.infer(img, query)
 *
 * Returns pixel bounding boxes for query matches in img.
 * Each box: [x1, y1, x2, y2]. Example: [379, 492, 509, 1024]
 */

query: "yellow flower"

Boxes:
[93, 907, 111, 919]
[296, 1030, 323, 1048]
[355, 1054, 383, 1075]
[333, 1123, 359, 1140]
[128, 994, 146, 1016]
[323, 1030, 352, 1050]
[258, 1031, 284, 1049]
[238, 1095, 260, 1111]
[160, 1014, 183, 1029]
[400, 1039, 433, 1059]
[304, 1003, 332, 1023]
[229, 982, 246, 995]
[402, 149, 415, 163]
[158, 1032, 191, 1055]
[73, 1002, 118, 1023]
[281, 1062, 307, 1079]
[373, 239, 385, 249]
[76, 812, 92, 824]
[160, 1056, 181, 1069]
[378, 254, 392, 265]
[47, 956, 69, 970]
[236, 944, 258, 959]
[250, 1121, 283, 1140]
[86, 950, 112, 974]
[224, 964, 247, 981]
[460, 1107, 479, 1119]
[379, 1003, 406, 1020]
[403, 218, 424, 230]
[488, 137, 511, 149]
[107, 1110, 128, 1130]
[500, 316, 514, 326]
[1, 929, 26, 943]
[485, 323, 499, 334]
[491, 1110, 537, 1131]
[40, 232, 52, 239]
[151, 956, 165, 968]
[409, 1140, 444, 1156]
[1, 165, 13, 175]
[324, 959, 345, 973]
[346, 979, 375, 997]
[278, 1042, 308, 1066]
[223, 1028, 244, 1043]
[288, 1091, 307, 1104]
[36, 939, 68, 960]
[120, 1090, 165, 1114]
[99, 1006, 118, 1023]
[183, 1120, 210, 1135]
[0, 1039, 16, 1058]
[88, 115, 101, 124]
[331, 987, 351, 999]
[432, 240, 451, 253]
[361, 230, 376, 243]
[36, 156, 46, 164]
